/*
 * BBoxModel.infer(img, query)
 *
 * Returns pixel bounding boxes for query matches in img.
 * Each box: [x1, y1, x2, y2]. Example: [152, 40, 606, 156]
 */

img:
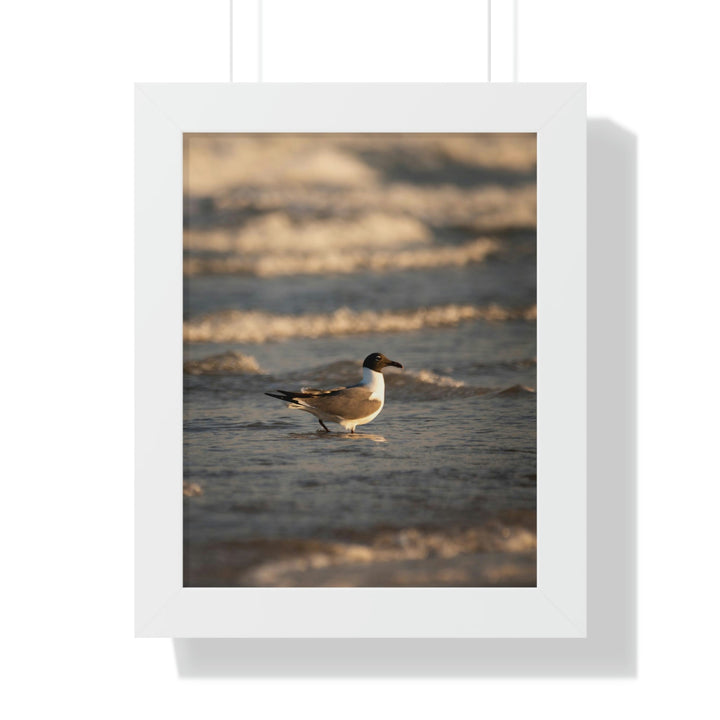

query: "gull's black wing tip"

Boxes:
[265, 391, 287, 400]
[265, 390, 302, 405]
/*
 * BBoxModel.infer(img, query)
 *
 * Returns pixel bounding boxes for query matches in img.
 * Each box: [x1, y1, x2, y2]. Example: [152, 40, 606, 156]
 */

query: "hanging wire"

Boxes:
[513, 0, 518, 81]
[232, 0, 507, 85]
[258, 0, 263, 82]
[488, 0, 492, 81]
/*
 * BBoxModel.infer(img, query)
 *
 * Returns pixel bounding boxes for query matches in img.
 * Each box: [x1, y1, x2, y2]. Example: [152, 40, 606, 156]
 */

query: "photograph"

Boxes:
[182, 132, 537, 587]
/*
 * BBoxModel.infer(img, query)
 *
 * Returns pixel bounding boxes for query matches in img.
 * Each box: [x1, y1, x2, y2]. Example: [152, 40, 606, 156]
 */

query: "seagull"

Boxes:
[265, 352, 403, 433]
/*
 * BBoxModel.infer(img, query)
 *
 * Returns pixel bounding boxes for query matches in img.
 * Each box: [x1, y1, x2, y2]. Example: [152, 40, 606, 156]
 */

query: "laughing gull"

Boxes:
[265, 352, 403, 433]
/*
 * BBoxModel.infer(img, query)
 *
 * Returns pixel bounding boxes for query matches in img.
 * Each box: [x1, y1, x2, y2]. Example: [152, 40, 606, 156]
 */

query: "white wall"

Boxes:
[2, 1, 718, 717]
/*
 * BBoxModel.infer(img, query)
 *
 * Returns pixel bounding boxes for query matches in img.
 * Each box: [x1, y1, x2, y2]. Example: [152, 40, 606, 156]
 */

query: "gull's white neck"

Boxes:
[361, 366, 385, 400]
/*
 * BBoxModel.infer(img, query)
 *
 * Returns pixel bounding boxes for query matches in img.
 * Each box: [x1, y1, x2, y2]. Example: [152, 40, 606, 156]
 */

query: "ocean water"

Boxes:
[183, 134, 537, 587]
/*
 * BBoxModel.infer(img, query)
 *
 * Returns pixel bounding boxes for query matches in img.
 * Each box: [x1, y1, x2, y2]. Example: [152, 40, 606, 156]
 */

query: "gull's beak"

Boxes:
[388, 360, 403, 369]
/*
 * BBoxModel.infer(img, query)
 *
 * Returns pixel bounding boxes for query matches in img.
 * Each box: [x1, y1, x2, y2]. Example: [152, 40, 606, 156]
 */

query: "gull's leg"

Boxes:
[319, 420, 330, 432]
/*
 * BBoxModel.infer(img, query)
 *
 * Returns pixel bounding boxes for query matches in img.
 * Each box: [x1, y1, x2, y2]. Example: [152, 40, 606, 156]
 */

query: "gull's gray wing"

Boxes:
[266, 385, 380, 420]
[300, 385, 381, 420]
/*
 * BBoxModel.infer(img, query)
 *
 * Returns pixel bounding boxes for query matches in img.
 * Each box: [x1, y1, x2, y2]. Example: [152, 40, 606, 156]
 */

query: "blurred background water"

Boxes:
[183, 134, 536, 587]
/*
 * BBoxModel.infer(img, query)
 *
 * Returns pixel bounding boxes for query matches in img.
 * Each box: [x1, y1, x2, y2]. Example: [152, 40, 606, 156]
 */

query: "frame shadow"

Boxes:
[172, 119, 637, 676]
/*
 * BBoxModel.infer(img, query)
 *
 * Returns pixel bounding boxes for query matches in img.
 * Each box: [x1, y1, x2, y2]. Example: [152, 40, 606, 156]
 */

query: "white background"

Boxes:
[2, 0, 718, 717]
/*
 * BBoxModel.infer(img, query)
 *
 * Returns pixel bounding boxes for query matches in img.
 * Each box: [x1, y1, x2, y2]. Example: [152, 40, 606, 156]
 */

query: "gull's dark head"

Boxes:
[363, 352, 403, 373]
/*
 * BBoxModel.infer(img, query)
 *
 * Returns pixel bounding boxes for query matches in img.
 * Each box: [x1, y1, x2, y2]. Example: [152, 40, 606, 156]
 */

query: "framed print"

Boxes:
[135, 83, 586, 637]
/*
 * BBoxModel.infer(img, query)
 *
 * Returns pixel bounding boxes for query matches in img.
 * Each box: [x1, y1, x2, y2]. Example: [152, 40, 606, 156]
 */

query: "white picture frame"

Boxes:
[135, 83, 586, 638]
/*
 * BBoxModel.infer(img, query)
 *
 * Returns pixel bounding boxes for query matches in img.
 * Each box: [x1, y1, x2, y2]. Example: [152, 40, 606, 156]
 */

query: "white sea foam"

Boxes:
[185, 137, 380, 194]
[208, 182, 536, 233]
[403, 369, 466, 389]
[384, 370, 482, 400]
[183, 351, 262, 375]
[240, 522, 537, 587]
[184, 211, 431, 255]
[184, 238, 500, 277]
[183, 303, 537, 344]
[185, 134, 535, 194]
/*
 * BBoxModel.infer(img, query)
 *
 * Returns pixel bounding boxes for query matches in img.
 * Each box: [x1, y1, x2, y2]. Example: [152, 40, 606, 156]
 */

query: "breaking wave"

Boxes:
[183, 351, 262, 375]
[268, 361, 487, 400]
[494, 384, 536, 396]
[237, 515, 537, 587]
[184, 303, 536, 344]
[184, 133, 535, 195]
[385, 369, 485, 400]
[183, 355, 535, 400]
[184, 211, 431, 255]
[197, 183, 536, 235]
[183, 238, 499, 277]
